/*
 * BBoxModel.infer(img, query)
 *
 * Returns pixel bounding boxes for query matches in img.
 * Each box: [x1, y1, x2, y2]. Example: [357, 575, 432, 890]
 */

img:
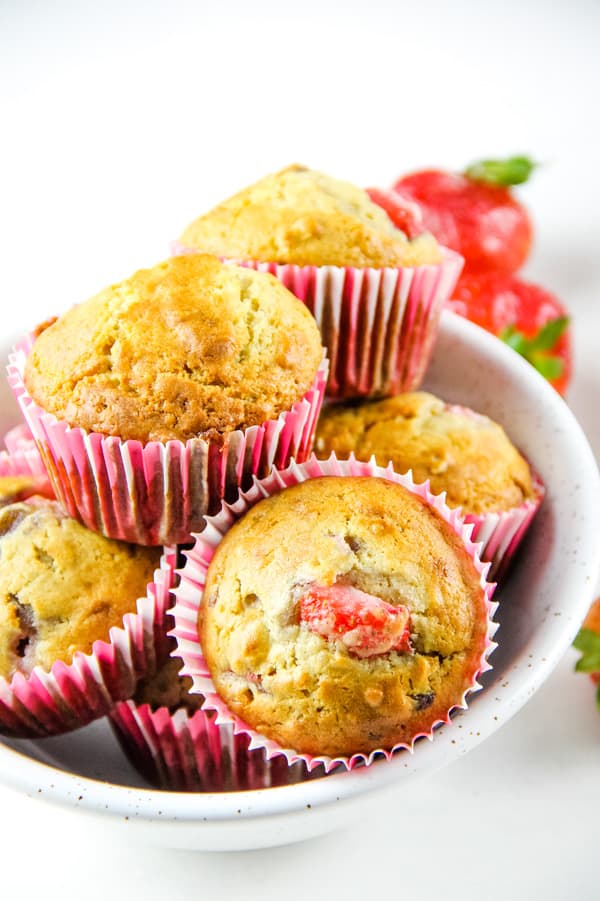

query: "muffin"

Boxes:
[10, 254, 327, 544]
[0, 486, 177, 737]
[315, 392, 544, 578]
[174, 165, 464, 399]
[178, 164, 442, 268]
[110, 658, 310, 791]
[172, 456, 496, 768]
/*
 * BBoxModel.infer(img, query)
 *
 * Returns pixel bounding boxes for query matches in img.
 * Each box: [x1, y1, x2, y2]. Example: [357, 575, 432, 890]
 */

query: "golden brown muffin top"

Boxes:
[24, 254, 323, 443]
[200, 476, 488, 758]
[0, 498, 160, 679]
[134, 656, 203, 713]
[315, 392, 535, 515]
[179, 164, 442, 268]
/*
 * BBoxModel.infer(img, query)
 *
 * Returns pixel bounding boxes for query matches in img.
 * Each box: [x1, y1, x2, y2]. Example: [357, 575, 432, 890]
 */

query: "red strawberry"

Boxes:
[573, 597, 600, 709]
[378, 156, 535, 274]
[299, 583, 412, 659]
[449, 272, 572, 395]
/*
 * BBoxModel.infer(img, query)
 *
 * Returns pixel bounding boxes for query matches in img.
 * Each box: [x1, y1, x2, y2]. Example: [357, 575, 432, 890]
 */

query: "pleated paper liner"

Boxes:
[0, 422, 51, 496]
[0, 539, 177, 739]
[171, 245, 464, 400]
[170, 453, 498, 775]
[466, 472, 544, 581]
[110, 698, 315, 792]
[8, 335, 328, 545]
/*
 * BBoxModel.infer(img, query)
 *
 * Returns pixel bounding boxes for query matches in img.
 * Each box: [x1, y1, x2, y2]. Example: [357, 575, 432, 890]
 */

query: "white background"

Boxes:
[1, 1, 599, 898]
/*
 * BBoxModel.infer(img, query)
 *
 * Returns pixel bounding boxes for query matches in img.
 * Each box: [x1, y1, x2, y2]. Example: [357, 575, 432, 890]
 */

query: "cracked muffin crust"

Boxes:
[23, 254, 323, 443]
[315, 392, 535, 515]
[199, 475, 489, 757]
[179, 164, 442, 269]
[0, 498, 160, 679]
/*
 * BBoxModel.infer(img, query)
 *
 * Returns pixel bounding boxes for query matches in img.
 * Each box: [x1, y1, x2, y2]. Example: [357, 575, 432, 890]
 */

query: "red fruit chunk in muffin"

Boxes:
[299, 583, 412, 658]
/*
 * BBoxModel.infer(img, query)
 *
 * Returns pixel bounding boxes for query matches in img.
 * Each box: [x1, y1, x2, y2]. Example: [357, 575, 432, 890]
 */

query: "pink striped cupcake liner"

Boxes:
[172, 244, 463, 400]
[170, 453, 498, 774]
[0, 545, 177, 738]
[110, 698, 314, 792]
[0, 423, 51, 494]
[465, 473, 544, 582]
[7, 335, 328, 545]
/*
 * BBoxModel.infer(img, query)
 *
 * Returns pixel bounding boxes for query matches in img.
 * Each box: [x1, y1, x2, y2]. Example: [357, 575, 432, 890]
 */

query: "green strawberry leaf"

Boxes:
[465, 155, 536, 187]
[573, 628, 600, 673]
[529, 353, 564, 380]
[527, 316, 570, 352]
[500, 316, 568, 381]
[501, 324, 529, 354]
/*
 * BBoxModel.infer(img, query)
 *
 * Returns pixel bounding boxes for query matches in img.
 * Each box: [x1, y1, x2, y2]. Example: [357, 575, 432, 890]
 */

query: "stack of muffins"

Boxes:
[0, 164, 542, 787]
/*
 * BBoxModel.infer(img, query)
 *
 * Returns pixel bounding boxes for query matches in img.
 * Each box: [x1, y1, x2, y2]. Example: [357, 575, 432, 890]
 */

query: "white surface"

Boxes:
[1, 0, 599, 895]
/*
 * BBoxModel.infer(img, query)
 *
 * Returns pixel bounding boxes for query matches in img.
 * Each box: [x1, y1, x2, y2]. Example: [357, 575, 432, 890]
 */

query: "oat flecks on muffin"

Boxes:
[179, 164, 442, 268]
[200, 476, 488, 758]
[0, 498, 160, 678]
[315, 392, 534, 515]
[23, 254, 323, 444]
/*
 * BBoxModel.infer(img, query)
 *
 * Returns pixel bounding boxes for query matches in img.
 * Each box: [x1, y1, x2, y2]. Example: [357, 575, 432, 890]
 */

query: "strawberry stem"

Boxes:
[465, 156, 536, 187]
[500, 316, 569, 380]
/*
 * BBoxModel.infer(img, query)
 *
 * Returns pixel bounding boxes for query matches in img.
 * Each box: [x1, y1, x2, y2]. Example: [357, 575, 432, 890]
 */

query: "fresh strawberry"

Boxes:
[573, 597, 600, 709]
[299, 583, 412, 659]
[375, 156, 535, 274]
[449, 272, 572, 395]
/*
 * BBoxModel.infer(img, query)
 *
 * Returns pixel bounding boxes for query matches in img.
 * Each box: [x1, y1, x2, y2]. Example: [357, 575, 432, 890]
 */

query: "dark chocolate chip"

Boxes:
[409, 692, 435, 711]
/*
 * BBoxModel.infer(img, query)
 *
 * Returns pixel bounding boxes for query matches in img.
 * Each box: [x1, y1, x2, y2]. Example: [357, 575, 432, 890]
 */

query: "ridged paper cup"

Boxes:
[0, 423, 51, 494]
[170, 453, 498, 774]
[7, 335, 328, 545]
[0, 534, 178, 738]
[172, 244, 464, 400]
[465, 473, 545, 581]
[110, 697, 314, 792]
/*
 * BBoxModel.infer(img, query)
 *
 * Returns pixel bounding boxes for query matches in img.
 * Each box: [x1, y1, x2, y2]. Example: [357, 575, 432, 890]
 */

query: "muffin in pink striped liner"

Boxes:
[0, 454, 177, 737]
[170, 454, 497, 774]
[173, 165, 463, 399]
[110, 659, 315, 791]
[314, 392, 544, 580]
[8, 255, 327, 545]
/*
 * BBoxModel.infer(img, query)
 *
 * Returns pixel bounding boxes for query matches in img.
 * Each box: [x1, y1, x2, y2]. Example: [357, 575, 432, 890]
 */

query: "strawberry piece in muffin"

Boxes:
[299, 583, 412, 658]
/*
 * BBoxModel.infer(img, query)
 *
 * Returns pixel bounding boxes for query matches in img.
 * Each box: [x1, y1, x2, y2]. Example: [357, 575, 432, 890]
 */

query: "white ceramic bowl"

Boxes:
[0, 311, 598, 851]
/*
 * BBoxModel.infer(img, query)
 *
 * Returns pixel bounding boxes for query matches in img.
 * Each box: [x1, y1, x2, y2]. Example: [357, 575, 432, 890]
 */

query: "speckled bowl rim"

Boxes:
[0, 311, 598, 834]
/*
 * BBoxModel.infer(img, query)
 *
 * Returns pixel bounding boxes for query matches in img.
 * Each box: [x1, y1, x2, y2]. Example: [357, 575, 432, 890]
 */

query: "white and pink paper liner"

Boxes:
[0, 423, 51, 494]
[110, 699, 313, 792]
[0, 542, 178, 739]
[172, 244, 464, 400]
[7, 335, 328, 545]
[170, 453, 498, 774]
[465, 473, 545, 581]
